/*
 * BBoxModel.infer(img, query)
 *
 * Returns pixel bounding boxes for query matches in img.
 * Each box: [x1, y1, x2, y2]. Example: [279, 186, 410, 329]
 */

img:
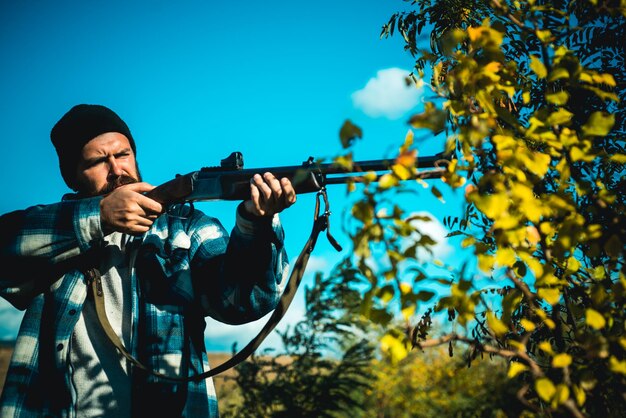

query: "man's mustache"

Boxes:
[100, 175, 138, 194]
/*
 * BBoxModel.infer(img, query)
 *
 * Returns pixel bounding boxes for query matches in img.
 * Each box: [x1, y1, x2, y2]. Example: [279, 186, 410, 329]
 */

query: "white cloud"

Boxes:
[351, 68, 422, 119]
[303, 255, 328, 274]
[405, 211, 453, 261]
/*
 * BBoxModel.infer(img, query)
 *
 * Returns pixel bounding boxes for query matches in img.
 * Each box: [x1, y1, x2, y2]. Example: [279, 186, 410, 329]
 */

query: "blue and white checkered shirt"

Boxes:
[0, 196, 288, 417]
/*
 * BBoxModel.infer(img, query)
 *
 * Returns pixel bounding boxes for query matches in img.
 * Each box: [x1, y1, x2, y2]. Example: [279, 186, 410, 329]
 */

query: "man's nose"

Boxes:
[107, 157, 124, 177]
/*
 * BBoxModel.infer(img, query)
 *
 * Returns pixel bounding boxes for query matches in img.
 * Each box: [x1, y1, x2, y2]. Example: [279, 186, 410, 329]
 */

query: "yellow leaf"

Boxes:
[399, 282, 412, 294]
[401, 129, 414, 152]
[467, 26, 482, 42]
[547, 108, 573, 126]
[519, 199, 543, 223]
[484, 61, 502, 73]
[555, 384, 570, 406]
[552, 353, 573, 368]
[596, 73, 616, 87]
[609, 356, 626, 375]
[566, 257, 581, 273]
[559, 127, 579, 146]
[378, 173, 398, 190]
[363, 171, 378, 183]
[508, 340, 526, 352]
[580, 72, 593, 83]
[573, 385, 586, 407]
[526, 226, 541, 245]
[538, 288, 561, 305]
[401, 305, 416, 321]
[392, 163, 413, 180]
[530, 55, 547, 78]
[396, 149, 417, 168]
[508, 362, 528, 378]
[535, 378, 556, 401]
[610, 154, 626, 164]
[496, 247, 517, 267]
[539, 341, 555, 355]
[477, 254, 495, 273]
[544, 318, 556, 329]
[487, 312, 509, 336]
[546, 91, 569, 105]
[582, 111, 615, 137]
[470, 192, 509, 219]
[586, 308, 606, 329]
[536, 29, 552, 43]
[570, 146, 595, 162]
[548, 67, 570, 82]
[380, 334, 408, 363]
[520, 318, 536, 331]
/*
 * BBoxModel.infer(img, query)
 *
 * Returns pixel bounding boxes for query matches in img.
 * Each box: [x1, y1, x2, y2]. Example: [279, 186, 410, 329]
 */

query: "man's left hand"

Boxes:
[243, 172, 296, 217]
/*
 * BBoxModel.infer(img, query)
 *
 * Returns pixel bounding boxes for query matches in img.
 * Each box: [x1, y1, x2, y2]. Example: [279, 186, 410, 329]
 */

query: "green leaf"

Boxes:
[430, 185, 445, 202]
[408, 102, 446, 133]
[339, 119, 362, 148]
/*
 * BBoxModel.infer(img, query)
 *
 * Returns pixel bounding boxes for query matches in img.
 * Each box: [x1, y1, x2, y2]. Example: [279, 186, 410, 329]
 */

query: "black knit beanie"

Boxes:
[51, 104, 136, 190]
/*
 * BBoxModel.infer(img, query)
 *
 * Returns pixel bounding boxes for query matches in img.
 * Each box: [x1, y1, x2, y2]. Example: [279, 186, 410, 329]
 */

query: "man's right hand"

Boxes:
[100, 182, 164, 235]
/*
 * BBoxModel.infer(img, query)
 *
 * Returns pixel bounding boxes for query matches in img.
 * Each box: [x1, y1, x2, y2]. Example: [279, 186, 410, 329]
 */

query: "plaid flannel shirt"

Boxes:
[0, 196, 288, 417]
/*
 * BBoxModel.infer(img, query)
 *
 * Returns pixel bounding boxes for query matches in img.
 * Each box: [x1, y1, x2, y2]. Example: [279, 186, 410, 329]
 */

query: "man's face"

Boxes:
[74, 132, 141, 196]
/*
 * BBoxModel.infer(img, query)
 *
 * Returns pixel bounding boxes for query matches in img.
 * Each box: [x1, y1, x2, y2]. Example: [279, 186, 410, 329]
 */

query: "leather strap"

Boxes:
[87, 189, 340, 382]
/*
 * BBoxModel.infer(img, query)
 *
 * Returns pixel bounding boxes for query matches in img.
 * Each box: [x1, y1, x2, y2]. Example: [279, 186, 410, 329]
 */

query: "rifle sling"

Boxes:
[87, 196, 333, 383]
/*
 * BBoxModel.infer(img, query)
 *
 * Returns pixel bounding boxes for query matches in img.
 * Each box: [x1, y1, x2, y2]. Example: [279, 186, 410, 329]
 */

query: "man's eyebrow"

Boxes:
[114, 147, 132, 156]
[83, 148, 132, 164]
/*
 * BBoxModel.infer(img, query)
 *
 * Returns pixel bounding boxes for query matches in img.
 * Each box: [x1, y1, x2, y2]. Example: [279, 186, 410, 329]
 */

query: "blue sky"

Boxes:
[0, 0, 471, 352]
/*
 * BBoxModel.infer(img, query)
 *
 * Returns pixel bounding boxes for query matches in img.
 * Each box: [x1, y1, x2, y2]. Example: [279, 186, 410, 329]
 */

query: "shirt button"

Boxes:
[57, 343, 64, 351]
[69, 309, 76, 316]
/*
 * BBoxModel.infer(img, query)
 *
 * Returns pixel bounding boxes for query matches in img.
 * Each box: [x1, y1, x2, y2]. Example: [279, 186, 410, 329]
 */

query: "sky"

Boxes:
[0, 0, 472, 352]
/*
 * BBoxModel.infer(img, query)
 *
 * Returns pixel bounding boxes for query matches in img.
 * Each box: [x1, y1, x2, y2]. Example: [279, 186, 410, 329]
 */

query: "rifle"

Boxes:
[146, 151, 448, 205]
[90, 151, 449, 382]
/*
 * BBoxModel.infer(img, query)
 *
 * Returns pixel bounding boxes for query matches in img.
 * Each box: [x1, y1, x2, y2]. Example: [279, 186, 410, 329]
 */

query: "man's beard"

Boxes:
[98, 174, 139, 195]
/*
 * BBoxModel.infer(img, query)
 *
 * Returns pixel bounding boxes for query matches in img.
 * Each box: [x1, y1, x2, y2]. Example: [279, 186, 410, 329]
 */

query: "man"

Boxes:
[0, 104, 295, 417]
